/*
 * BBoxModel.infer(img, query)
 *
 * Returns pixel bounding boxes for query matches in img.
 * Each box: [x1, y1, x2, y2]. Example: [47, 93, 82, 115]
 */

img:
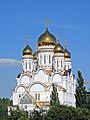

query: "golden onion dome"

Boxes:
[54, 41, 64, 53]
[64, 48, 71, 58]
[38, 28, 56, 46]
[23, 44, 32, 56]
[33, 52, 37, 60]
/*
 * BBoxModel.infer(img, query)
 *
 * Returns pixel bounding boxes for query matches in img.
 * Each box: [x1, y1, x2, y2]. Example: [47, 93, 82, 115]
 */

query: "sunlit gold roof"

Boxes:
[64, 48, 71, 58]
[23, 45, 32, 56]
[54, 41, 64, 53]
[37, 28, 56, 46]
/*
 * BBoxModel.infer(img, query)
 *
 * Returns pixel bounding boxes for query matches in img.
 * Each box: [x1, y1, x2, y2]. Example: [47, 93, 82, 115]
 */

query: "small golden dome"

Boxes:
[38, 28, 56, 46]
[33, 52, 37, 60]
[64, 48, 71, 58]
[54, 41, 64, 53]
[23, 45, 32, 56]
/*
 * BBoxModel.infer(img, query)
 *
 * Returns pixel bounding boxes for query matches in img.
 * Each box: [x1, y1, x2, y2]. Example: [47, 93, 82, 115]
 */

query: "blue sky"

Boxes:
[0, 0, 90, 98]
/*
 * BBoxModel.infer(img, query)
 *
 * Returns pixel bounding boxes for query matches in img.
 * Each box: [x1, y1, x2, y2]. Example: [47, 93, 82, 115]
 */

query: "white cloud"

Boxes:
[0, 58, 21, 66]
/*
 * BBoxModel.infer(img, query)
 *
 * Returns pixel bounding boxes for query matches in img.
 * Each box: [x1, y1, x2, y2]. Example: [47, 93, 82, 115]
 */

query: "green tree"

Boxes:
[75, 70, 87, 108]
[8, 108, 29, 120]
[50, 83, 59, 106]
[30, 110, 43, 120]
[0, 98, 12, 120]
[86, 96, 90, 112]
[45, 104, 90, 120]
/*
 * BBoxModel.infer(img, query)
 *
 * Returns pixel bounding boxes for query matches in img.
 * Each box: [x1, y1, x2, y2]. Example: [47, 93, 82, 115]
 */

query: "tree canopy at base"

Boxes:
[45, 104, 90, 120]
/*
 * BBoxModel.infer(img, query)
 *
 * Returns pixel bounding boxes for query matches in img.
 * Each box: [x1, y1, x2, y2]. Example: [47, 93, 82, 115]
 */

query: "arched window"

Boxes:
[44, 55, 46, 64]
[57, 60, 59, 67]
[61, 60, 62, 67]
[68, 65, 69, 69]
[35, 93, 40, 101]
[38, 93, 40, 101]
[35, 93, 37, 100]
[29, 62, 31, 69]
[49, 55, 51, 63]
[25, 62, 27, 69]
[64, 65, 66, 70]
[40, 55, 43, 64]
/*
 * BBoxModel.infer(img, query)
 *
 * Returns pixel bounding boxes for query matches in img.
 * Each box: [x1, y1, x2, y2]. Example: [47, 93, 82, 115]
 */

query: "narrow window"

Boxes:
[49, 55, 51, 63]
[64, 65, 66, 70]
[40, 55, 41, 64]
[35, 93, 37, 100]
[57, 60, 59, 67]
[25, 62, 27, 69]
[44, 55, 46, 64]
[38, 93, 40, 101]
[68, 65, 69, 69]
[29, 62, 31, 69]
[19, 94, 21, 98]
[61, 60, 62, 67]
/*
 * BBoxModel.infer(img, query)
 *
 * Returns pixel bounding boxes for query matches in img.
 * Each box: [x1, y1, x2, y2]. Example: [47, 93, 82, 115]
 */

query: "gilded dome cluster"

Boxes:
[54, 41, 71, 58]
[23, 27, 71, 59]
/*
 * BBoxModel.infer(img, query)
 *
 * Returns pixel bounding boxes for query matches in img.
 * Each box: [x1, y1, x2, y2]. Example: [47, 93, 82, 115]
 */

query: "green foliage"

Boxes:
[75, 70, 87, 108]
[8, 108, 28, 120]
[86, 96, 90, 112]
[30, 110, 43, 120]
[45, 104, 90, 120]
[0, 98, 12, 120]
[50, 83, 59, 106]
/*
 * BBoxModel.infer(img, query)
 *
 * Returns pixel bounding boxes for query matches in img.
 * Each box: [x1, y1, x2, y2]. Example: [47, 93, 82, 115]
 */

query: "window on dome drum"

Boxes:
[29, 62, 31, 69]
[64, 65, 66, 70]
[61, 60, 62, 67]
[25, 62, 27, 69]
[57, 60, 59, 67]
[68, 65, 69, 69]
[49, 55, 51, 64]
[40, 55, 42, 64]
[44, 55, 46, 64]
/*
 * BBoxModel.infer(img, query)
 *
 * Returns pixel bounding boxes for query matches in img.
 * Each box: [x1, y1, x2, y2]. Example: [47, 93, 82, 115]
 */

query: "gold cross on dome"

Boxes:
[26, 36, 29, 45]
[64, 40, 68, 48]
[57, 34, 61, 42]
[44, 18, 49, 28]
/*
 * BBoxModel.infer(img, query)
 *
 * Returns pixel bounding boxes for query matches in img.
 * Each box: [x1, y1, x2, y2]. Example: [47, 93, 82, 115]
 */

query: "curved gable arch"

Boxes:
[30, 83, 45, 92]
[15, 85, 25, 93]
[33, 68, 48, 83]
[52, 72, 63, 83]
[20, 74, 30, 84]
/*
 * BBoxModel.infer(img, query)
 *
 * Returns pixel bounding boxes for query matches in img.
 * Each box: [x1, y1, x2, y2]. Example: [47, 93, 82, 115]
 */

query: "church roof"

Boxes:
[64, 48, 71, 58]
[37, 27, 56, 46]
[54, 41, 64, 53]
[23, 44, 32, 56]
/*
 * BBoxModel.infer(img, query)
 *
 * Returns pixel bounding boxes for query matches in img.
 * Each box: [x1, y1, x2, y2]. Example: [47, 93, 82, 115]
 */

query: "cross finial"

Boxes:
[57, 34, 60, 43]
[26, 36, 29, 45]
[44, 18, 49, 28]
[64, 40, 68, 48]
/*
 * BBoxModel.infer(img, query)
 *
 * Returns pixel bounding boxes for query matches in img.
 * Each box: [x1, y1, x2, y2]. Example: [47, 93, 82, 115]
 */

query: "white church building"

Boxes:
[12, 25, 76, 112]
